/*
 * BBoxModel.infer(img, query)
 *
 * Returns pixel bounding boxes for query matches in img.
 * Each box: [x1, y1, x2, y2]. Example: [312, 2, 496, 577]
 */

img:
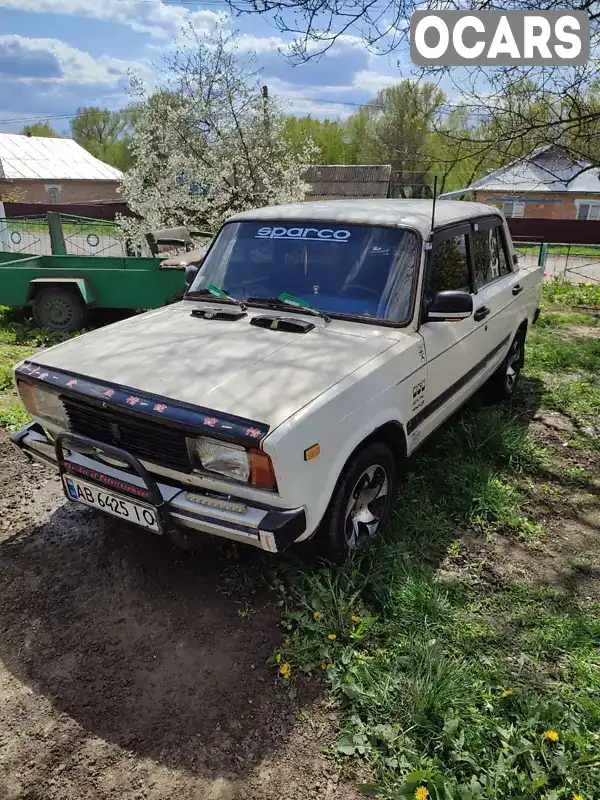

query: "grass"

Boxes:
[268, 282, 600, 800]
[0, 306, 77, 429]
[1, 221, 119, 236]
[517, 243, 600, 259]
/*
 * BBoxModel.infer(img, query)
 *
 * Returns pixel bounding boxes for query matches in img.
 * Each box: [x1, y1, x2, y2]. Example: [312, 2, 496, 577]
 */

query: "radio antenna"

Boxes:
[430, 175, 438, 235]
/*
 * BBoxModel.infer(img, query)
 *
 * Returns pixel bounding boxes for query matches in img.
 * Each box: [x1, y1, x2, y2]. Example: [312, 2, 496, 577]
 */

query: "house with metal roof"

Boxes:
[0, 133, 122, 205]
[440, 146, 600, 222]
[303, 165, 391, 201]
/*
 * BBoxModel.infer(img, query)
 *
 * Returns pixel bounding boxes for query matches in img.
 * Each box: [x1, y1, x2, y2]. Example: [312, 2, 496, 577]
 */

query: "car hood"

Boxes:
[34, 303, 397, 428]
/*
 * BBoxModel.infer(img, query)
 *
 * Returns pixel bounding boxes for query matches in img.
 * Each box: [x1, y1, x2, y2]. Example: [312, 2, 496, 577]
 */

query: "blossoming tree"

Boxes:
[119, 25, 316, 246]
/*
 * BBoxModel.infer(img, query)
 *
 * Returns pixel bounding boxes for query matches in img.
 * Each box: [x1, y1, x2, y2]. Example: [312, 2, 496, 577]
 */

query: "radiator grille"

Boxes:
[62, 396, 192, 473]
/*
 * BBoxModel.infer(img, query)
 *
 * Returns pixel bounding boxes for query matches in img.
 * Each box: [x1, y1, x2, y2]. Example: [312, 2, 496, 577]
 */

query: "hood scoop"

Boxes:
[250, 315, 315, 333]
[191, 308, 247, 321]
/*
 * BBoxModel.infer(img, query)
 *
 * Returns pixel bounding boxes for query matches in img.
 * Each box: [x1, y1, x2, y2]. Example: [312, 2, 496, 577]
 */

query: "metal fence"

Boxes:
[547, 243, 600, 284]
[512, 239, 600, 284]
[60, 215, 126, 257]
[512, 238, 543, 270]
[0, 213, 126, 257]
[0, 215, 52, 256]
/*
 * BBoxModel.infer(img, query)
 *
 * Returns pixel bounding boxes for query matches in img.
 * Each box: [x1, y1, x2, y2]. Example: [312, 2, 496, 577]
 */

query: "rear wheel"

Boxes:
[486, 328, 526, 400]
[319, 441, 398, 562]
[32, 286, 87, 333]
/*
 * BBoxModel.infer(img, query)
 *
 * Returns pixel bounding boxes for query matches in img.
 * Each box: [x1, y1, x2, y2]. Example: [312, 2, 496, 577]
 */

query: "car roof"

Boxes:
[228, 199, 503, 238]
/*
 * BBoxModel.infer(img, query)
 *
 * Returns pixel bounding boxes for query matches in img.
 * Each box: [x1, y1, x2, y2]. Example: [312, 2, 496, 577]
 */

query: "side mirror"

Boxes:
[185, 265, 199, 287]
[427, 290, 473, 322]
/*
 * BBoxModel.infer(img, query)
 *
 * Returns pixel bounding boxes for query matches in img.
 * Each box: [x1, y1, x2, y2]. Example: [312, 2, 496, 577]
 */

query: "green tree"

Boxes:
[283, 115, 349, 164]
[346, 80, 446, 197]
[70, 106, 134, 171]
[20, 121, 58, 137]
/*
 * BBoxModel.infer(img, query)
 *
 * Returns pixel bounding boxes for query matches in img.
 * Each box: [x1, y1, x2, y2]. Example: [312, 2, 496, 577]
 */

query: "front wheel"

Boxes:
[486, 329, 525, 400]
[319, 442, 398, 562]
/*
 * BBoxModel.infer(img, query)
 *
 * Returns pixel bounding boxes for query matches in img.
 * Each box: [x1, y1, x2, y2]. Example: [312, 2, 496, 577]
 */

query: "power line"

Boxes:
[0, 96, 493, 128]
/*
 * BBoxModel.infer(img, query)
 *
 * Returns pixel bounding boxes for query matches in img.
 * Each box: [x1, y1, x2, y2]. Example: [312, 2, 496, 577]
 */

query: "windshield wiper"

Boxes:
[247, 292, 331, 323]
[186, 284, 247, 310]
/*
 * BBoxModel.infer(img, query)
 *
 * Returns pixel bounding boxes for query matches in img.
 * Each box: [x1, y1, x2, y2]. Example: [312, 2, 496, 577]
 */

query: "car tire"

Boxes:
[318, 441, 398, 562]
[32, 286, 87, 333]
[486, 328, 526, 400]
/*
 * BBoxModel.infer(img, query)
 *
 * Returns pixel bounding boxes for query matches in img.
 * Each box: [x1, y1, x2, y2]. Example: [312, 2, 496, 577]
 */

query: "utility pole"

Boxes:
[262, 85, 269, 131]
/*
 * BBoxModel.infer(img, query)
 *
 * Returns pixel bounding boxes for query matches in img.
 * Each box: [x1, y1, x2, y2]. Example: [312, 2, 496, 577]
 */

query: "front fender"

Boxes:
[263, 340, 425, 540]
[296, 408, 409, 541]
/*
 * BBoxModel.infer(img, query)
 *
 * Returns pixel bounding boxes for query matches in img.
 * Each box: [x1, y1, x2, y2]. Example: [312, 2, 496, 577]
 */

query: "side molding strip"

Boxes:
[407, 334, 511, 435]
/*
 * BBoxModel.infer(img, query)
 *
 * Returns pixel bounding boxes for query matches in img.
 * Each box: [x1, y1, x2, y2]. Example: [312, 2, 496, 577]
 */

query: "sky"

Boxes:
[0, 0, 406, 133]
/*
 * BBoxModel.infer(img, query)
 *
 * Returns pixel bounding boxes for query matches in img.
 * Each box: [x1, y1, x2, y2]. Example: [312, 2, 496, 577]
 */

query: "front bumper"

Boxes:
[11, 422, 305, 553]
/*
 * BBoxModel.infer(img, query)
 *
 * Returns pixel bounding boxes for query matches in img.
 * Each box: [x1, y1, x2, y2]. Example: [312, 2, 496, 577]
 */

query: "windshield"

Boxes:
[188, 221, 420, 323]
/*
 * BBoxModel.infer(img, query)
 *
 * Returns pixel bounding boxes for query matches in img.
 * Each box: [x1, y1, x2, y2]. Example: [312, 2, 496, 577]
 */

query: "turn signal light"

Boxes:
[249, 450, 278, 491]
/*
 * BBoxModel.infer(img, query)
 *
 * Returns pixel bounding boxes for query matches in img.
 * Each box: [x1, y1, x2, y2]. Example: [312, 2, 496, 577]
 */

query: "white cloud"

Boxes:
[264, 76, 353, 118]
[0, 0, 224, 40]
[266, 63, 400, 118]
[352, 69, 398, 94]
[234, 33, 288, 54]
[0, 34, 149, 86]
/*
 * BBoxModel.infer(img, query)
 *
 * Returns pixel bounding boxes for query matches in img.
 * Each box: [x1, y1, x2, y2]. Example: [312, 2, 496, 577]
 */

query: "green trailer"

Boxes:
[0, 251, 188, 332]
[0, 214, 211, 332]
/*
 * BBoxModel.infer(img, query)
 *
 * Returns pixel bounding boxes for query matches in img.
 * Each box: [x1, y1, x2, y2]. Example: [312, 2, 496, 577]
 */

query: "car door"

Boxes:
[469, 217, 521, 373]
[409, 224, 481, 450]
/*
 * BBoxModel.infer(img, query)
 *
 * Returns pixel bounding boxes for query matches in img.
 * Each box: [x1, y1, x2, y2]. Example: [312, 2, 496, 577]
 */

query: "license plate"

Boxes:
[62, 476, 160, 532]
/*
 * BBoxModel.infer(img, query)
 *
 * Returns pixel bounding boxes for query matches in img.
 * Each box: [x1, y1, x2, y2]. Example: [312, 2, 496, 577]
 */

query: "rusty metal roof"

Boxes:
[0, 134, 122, 181]
[304, 164, 391, 199]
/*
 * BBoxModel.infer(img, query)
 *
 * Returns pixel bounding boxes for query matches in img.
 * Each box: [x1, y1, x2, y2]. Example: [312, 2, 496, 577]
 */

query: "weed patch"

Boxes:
[271, 288, 600, 799]
[542, 281, 600, 309]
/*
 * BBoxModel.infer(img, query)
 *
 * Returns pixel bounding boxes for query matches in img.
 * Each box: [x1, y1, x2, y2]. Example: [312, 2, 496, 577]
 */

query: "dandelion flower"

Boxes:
[572, 794, 584, 800]
[321, 660, 331, 670]
[279, 663, 292, 679]
[544, 730, 559, 742]
[502, 689, 513, 697]
[351, 615, 361, 623]
[328, 633, 337, 641]
[313, 611, 321, 621]
[414, 787, 429, 800]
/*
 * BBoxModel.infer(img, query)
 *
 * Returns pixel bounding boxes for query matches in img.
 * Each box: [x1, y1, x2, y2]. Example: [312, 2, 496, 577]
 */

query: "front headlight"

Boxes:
[194, 437, 250, 482]
[18, 382, 69, 428]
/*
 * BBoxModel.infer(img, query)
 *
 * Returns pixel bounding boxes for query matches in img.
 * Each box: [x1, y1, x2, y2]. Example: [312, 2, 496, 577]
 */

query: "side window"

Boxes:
[472, 226, 511, 288]
[472, 229, 494, 286]
[493, 227, 511, 277]
[428, 234, 470, 296]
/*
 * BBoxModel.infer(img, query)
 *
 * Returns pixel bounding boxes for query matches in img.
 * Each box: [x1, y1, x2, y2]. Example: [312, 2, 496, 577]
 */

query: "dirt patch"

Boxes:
[442, 516, 600, 601]
[561, 324, 599, 341]
[439, 429, 600, 600]
[0, 433, 361, 800]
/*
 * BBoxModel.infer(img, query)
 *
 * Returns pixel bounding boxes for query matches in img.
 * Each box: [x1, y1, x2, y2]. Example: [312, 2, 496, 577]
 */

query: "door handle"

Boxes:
[474, 306, 490, 321]
[512, 284, 523, 296]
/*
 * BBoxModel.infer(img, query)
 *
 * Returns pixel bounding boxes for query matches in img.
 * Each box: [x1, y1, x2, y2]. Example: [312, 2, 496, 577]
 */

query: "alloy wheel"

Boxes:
[343, 464, 389, 550]
[505, 338, 522, 393]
